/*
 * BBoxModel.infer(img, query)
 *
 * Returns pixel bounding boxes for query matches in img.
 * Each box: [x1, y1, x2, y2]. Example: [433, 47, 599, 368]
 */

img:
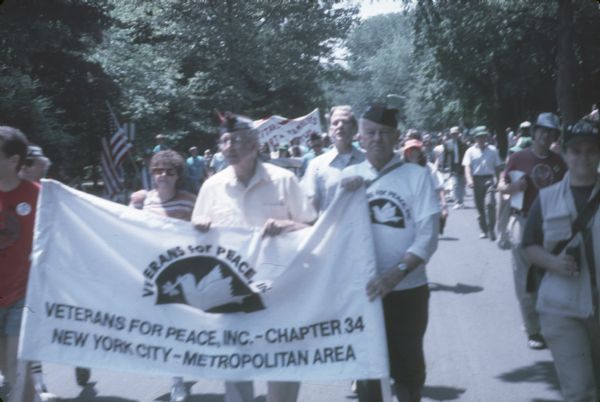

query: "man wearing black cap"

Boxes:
[342, 104, 440, 402]
[302, 105, 365, 214]
[462, 126, 503, 240]
[498, 112, 566, 350]
[192, 112, 316, 402]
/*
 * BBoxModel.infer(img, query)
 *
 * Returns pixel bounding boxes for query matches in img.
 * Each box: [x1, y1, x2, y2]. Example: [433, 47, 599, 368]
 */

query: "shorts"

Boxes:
[0, 298, 25, 336]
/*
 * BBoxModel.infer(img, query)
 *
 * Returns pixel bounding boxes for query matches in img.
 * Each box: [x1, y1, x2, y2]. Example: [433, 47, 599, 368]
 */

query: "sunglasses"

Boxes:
[151, 167, 177, 176]
[23, 158, 35, 167]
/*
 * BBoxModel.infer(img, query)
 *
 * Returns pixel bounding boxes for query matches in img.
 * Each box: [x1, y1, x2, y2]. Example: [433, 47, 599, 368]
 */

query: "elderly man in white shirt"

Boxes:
[192, 112, 316, 402]
[302, 105, 365, 215]
[341, 104, 440, 402]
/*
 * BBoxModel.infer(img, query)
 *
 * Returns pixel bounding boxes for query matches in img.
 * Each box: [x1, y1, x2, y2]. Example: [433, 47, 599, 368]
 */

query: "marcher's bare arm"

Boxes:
[465, 165, 474, 188]
[366, 252, 423, 301]
[366, 213, 440, 300]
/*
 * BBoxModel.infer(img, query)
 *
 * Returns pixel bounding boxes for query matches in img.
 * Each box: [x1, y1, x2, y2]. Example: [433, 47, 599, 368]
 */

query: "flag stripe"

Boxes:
[100, 106, 132, 197]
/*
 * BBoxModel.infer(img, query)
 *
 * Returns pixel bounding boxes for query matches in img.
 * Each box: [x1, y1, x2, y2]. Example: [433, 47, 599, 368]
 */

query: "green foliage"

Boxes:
[94, 0, 358, 155]
[329, 12, 413, 129]
[331, 0, 600, 140]
[0, 0, 117, 179]
[0, 0, 358, 183]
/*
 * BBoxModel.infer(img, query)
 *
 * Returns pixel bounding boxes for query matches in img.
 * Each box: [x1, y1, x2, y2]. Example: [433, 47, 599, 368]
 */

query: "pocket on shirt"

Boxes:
[263, 202, 288, 220]
[543, 214, 572, 243]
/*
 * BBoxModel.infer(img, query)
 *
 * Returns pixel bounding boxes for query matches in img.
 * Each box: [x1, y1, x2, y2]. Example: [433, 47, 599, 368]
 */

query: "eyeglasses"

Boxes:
[219, 136, 245, 147]
[151, 167, 177, 176]
[23, 158, 35, 167]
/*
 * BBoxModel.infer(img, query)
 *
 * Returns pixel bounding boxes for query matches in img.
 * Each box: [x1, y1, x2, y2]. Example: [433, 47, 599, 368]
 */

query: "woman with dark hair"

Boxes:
[130, 150, 196, 221]
[129, 150, 196, 402]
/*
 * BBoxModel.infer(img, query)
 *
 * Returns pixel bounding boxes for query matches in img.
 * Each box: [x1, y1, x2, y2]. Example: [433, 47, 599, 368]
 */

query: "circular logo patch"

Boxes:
[16, 202, 32, 216]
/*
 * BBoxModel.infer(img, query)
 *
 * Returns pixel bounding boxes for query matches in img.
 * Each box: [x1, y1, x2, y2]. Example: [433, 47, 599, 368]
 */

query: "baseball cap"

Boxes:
[472, 126, 490, 137]
[533, 112, 560, 132]
[563, 119, 600, 148]
[519, 121, 532, 129]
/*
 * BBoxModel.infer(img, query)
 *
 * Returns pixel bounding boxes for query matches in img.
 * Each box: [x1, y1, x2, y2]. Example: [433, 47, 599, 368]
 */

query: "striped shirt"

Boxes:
[130, 189, 196, 221]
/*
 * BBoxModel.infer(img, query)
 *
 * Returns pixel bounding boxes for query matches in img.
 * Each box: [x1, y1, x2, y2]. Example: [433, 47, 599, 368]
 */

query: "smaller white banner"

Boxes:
[255, 109, 321, 149]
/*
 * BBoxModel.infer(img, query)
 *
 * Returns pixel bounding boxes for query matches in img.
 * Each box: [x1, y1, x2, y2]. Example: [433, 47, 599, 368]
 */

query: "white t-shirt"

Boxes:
[462, 144, 502, 176]
[343, 156, 440, 290]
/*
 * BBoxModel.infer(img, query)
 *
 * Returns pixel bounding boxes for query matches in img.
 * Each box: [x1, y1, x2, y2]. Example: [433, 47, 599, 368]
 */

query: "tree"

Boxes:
[0, 0, 117, 179]
[328, 12, 414, 130]
[333, 0, 599, 158]
[95, 0, 358, 154]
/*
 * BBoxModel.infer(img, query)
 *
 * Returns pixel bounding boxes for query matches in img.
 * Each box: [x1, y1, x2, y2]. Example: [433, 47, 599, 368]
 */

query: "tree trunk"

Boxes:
[556, 0, 578, 126]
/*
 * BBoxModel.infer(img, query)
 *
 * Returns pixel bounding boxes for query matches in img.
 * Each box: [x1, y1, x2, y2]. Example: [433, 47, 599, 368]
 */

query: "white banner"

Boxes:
[255, 109, 321, 150]
[20, 180, 388, 381]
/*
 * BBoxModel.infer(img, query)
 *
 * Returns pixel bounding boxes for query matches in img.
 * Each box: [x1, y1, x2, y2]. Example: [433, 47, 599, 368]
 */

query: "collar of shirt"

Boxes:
[322, 146, 364, 167]
[223, 160, 269, 191]
[363, 153, 402, 178]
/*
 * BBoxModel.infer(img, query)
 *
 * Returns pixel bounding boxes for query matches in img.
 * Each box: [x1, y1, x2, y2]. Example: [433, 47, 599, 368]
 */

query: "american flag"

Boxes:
[100, 104, 132, 197]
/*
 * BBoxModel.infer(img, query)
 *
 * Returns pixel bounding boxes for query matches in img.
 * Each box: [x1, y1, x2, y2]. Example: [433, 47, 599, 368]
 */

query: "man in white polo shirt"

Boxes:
[192, 112, 316, 402]
[342, 104, 440, 402]
[462, 126, 502, 240]
[302, 105, 365, 215]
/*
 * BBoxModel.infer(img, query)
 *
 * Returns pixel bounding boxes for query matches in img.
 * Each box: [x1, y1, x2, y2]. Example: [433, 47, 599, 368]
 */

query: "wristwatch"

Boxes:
[397, 262, 410, 274]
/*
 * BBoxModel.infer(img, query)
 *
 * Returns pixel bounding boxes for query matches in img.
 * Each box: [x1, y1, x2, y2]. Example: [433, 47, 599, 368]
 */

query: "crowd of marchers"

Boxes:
[1, 102, 599, 402]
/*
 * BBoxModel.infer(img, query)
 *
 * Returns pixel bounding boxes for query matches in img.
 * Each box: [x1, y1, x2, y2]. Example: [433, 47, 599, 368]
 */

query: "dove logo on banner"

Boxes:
[154, 255, 265, 314]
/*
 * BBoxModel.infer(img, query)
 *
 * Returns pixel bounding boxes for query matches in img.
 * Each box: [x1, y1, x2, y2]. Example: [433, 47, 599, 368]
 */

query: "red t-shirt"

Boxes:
[0, 180, 40, 306]
[503, 148, 567, 213]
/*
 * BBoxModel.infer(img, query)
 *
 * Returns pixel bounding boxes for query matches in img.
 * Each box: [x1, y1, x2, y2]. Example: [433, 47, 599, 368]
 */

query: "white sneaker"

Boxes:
[452, 203, 464, 210]
[171, 378, 188, 402]
[36, 390, 58, 402]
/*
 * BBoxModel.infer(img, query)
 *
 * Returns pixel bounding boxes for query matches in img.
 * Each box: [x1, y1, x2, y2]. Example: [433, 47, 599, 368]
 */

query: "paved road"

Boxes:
[40, 192, 562, 402]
